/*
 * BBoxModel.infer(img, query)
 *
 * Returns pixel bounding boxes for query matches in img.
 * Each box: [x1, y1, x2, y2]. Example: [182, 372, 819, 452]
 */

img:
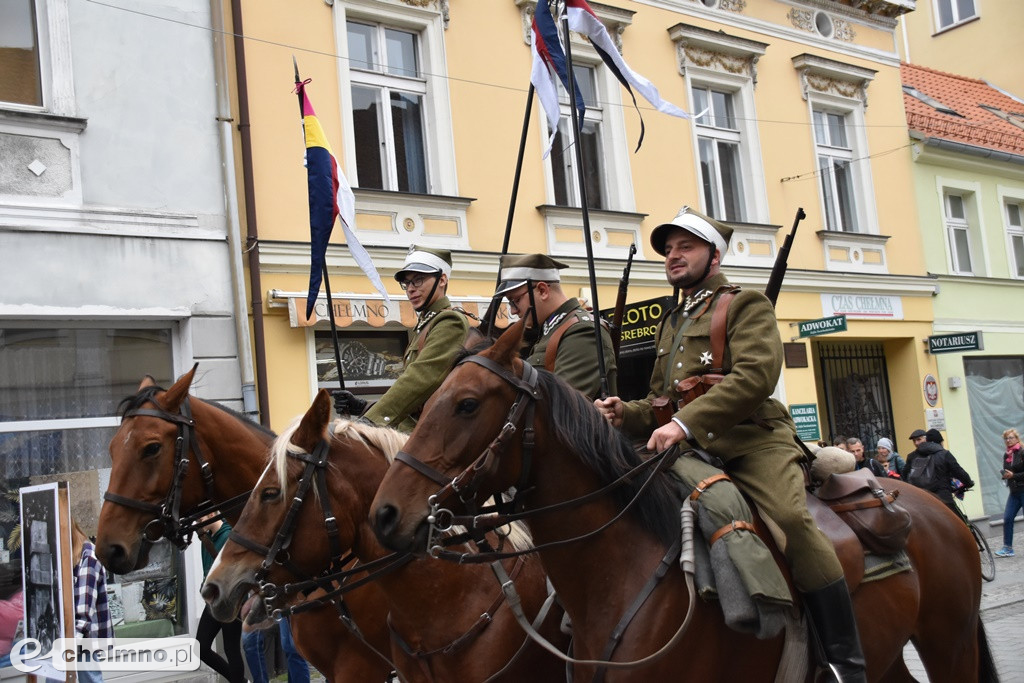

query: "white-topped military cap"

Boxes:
[650, 206, 732, 260]
[394, 245, 453, 281]
[494, 253, 568, 296]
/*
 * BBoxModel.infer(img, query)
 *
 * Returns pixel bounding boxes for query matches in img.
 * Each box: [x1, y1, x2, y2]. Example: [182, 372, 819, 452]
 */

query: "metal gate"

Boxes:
[818, 342, 896, 453]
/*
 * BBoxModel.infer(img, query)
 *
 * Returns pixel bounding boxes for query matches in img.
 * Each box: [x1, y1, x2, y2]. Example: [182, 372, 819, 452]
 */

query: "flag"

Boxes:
[531, 0, 586, 159]
[296, 79, 390, 319]
[565, 0, 689, 151]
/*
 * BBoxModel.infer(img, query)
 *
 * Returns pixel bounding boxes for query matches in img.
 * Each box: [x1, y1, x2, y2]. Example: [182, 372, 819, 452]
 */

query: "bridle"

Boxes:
[102, 396, 244, 549]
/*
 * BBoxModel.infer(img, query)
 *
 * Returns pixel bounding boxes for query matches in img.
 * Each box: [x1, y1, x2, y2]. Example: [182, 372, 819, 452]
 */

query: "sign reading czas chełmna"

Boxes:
[789, 404, 821, 442]
[798, 315, 847, 338]
[927, 331, 983, 354]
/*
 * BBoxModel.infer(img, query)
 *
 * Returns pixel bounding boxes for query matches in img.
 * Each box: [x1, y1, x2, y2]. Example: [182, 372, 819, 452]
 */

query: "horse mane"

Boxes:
[117, 385, 276, 439]
[534, 369, 681, 548]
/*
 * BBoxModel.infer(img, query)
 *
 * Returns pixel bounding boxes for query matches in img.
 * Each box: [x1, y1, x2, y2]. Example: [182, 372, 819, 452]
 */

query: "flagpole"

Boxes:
[559, 6, 609, 399]
[483, 83, 535, 333]
[294, 57, 346, 391]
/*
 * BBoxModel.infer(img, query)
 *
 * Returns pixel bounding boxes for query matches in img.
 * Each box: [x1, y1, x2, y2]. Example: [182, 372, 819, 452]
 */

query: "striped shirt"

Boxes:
[75, 541, 114, 639]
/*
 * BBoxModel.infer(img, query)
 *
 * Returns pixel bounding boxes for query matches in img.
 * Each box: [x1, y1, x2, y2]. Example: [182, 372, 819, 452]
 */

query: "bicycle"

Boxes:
[951, 487, 995, 583]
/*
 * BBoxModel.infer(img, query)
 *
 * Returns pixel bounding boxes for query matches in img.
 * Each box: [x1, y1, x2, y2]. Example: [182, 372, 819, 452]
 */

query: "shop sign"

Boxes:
[927, 331, 983, 354]
[923, 374, 939, 407]
[797, 315, 846, 338]
[600, 296, 675, 358]
[821, 293, 903, 320]
[789, 403, 821, 442]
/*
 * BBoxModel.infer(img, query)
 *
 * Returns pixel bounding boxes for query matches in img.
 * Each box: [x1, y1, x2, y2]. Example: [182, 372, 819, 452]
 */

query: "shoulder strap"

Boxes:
[417, 308, 472, 352]
[709, 286, 740, 372]
[544, 315, 579, 372]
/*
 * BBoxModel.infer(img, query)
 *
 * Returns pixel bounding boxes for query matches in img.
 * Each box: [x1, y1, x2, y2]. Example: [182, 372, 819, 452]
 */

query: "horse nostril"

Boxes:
[201, 581, 220, 604]
[102, 543, 126, 568]
[374, 504, 399, 539]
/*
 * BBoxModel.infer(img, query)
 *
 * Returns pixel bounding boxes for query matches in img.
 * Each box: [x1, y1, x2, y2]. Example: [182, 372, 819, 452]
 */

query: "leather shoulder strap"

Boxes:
[709, 286, 740, 371]
[544, 314, 580, 372]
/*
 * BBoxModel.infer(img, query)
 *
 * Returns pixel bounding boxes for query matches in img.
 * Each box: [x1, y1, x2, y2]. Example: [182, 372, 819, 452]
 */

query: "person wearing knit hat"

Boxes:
[595, 205, 868, 681]
[496, 253, 616, 400]
[875, 437, 905, 478]
[332, 244, 471, 431]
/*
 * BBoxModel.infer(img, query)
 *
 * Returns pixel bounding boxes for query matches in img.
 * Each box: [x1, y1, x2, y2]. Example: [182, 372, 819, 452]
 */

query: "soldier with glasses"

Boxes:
[333, 245, 470, 432]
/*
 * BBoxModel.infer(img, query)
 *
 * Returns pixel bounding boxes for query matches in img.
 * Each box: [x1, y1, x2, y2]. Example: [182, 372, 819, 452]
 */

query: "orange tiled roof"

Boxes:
[901, 62, 1024, 156]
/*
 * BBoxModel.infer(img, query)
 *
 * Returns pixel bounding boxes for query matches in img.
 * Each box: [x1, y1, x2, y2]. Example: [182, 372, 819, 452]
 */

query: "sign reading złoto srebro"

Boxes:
[601, 296, 675, 358]
[798, 315, 847, 338]
[790, 404, 820, 442]
[927, 331, 983, 354]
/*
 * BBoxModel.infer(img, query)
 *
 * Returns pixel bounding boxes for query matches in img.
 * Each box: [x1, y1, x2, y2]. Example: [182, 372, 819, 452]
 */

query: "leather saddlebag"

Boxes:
[816, 469, 911, 556]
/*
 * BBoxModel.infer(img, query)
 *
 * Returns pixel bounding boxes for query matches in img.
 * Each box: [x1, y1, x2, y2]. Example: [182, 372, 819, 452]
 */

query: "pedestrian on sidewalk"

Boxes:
[996, 428, 1024, 558]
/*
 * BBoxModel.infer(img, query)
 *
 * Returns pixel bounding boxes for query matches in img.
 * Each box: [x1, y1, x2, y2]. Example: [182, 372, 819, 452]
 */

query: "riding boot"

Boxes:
[801, 577, 868, 683]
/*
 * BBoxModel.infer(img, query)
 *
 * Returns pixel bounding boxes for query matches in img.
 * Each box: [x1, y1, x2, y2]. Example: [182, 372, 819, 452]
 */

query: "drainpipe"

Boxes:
[227, 0, 272, 427]
[211, 0, 258, 420]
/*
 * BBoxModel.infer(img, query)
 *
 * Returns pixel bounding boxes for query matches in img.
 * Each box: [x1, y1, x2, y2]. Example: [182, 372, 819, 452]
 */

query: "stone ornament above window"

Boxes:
[669, 23, 768, 85]
[395, 0, 450, 29]
[690, 0, 747, 11]
[787, 8, 857, 42]
[792, 53, 876, 107]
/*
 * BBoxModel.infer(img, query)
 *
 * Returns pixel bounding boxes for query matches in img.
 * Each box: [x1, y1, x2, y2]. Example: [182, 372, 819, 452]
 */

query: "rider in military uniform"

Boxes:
[333, 246, 469, 432]
[595, 207, 866, 683]
[495, 253, 616, 400]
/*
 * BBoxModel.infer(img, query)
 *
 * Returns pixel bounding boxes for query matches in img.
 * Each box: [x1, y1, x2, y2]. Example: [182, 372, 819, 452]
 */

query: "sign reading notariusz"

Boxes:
[927, 331, 983, 354]
[797, 315, 847, 338]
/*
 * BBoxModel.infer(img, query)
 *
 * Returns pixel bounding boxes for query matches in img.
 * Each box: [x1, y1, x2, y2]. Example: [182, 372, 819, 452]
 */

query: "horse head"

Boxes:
[202, 389, 394, 623]
[371, 320, 532, 554]
[97, 366, 199, 574]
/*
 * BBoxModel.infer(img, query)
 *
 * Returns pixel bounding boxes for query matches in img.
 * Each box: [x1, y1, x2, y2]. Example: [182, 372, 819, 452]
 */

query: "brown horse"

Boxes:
[370, 322, 997, 682]
[202, 389, 568, 683]
[95, 366, 393, 682]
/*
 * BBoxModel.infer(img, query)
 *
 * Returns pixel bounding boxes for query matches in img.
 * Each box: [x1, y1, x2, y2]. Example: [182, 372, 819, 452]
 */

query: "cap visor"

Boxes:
[394, 263, 440, 281]
[494, 279, 527, 297]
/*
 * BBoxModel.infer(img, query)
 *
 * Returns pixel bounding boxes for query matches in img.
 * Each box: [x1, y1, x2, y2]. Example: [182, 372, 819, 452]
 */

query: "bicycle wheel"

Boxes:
[970, 523, 996, 582]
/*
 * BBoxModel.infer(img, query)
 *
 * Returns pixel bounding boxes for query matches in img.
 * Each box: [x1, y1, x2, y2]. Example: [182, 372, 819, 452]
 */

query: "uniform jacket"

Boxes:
[905, 442, 974, 504]
[621, 272, 795, 458]
[366, 296, 469, 432]
[1004, 443, 1024, 494]
[524, 298, 617, 401]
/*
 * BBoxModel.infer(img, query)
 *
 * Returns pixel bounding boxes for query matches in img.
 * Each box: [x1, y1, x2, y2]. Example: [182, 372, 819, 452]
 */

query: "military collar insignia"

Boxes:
[682, 288, 712, 314]
[415, 309, 439, 332]
[542, 311, 569, 336]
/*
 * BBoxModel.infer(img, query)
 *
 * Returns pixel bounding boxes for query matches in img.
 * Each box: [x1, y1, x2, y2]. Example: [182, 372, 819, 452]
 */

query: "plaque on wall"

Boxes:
[783, 342, 808, 368]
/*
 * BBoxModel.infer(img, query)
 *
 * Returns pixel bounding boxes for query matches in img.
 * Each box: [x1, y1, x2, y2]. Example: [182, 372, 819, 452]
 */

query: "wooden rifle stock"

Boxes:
[610, 243, 637, 359]
[764, 207, 806, 307]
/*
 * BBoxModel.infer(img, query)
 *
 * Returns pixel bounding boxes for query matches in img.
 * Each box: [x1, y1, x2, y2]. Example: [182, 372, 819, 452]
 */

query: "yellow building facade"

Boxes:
[229, 0, 944, 488]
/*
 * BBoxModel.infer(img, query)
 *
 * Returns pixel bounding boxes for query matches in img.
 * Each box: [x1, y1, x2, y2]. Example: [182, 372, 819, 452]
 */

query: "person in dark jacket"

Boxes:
[847, 437, 884, 477]
[904, 429, 974, 513]
[996, 428, 1024, 557]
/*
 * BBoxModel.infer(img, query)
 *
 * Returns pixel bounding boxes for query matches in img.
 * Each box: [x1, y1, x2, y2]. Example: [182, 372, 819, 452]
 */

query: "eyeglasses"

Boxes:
[399, 274, 433, 291]
[1005, 435, 1019, 442]
[506, 289, 531, 313]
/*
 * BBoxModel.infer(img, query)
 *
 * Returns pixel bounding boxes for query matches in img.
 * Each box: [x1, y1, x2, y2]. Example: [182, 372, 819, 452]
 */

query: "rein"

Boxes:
[103, 396, 248, 548]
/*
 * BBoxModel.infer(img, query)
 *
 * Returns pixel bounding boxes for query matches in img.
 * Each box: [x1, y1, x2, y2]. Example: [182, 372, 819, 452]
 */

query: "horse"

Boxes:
[95, 366, 393, 682]
[369, 321, 998, 682]
[201, 389, 569, 683]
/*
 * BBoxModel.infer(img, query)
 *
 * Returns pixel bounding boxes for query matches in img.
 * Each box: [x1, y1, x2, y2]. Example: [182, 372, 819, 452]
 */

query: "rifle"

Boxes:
[764, 207, 806, 307]
[610, 243, 637, 360]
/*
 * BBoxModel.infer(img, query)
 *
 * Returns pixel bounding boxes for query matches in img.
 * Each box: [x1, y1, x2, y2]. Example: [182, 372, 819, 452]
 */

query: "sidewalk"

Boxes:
[903, 523, 1024, 682]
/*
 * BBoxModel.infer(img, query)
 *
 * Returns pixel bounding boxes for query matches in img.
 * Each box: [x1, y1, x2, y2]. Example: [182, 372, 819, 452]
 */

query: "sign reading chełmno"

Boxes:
[798, 315, 847, 338]
[789, 404, 821, 442]
[927, 331, 983, 354]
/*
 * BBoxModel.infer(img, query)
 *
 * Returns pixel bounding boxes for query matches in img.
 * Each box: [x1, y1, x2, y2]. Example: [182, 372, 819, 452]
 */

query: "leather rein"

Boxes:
[102, 396, 249, 549]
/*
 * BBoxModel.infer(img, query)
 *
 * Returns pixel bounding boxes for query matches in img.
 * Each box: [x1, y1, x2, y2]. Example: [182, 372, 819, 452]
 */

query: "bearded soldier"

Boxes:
[495, 253, 616, 401]
[595, 207, 866, 683]
[333, 246, 469, 432]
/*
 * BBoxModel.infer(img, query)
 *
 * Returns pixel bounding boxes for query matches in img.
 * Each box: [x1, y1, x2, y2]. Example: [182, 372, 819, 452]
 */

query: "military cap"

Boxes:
[394, 245, 453, 282]
[494, 253, 569, 296]
[908, 429, 928, 440]
[650, 206, 732, 259]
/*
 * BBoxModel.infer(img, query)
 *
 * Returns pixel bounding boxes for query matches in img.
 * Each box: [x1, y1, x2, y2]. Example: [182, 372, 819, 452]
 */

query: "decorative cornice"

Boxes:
[398, 0, 449, 28]
[668, 22, 768, 84]
[792, 52, 877, 106]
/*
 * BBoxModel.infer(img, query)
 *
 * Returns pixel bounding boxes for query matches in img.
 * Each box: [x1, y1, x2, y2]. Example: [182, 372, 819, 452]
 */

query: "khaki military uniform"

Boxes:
[365, 296, 469, 432]
[524, 298, 617, 401]
[620, 272, 841, 591]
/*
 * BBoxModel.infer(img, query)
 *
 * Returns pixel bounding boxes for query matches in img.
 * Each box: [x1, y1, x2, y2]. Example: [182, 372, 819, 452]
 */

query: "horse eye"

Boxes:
[456, 398, 479, 415]
[260, 488, 280, 502]
[141, 443, 161, 458]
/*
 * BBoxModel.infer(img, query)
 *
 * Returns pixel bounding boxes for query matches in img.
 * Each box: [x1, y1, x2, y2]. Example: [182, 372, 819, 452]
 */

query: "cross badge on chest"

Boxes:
[699, 351, 714, 367]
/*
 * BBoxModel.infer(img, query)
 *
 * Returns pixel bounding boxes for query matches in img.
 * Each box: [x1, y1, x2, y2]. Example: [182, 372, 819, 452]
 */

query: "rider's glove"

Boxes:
[332, 389, 367, 417]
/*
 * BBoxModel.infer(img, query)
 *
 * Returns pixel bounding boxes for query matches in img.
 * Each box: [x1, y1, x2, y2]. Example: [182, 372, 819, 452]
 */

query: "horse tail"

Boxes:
[977, 618, 999, 682]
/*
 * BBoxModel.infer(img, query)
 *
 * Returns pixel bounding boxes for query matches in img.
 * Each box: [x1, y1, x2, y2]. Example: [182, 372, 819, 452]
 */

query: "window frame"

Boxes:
[943, 191, 973, 275]
[690, 80, 754, 223]
[549, 63, 608, 211]
[1000, 190, 1024, 280]
[934, 0, 978, 31]
[0, 0, 75, 116]
[936, 178, 988, 277]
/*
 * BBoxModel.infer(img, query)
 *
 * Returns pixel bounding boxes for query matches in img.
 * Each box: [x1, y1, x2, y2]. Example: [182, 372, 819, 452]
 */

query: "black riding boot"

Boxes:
[802, 577, 868, 683]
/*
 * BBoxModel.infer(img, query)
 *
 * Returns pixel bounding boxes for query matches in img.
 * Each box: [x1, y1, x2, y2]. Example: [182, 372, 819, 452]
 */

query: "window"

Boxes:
[1005, 200, 1024, 278]
[347, 20, 428, 194]
[549, 64, 606, 210]
[814, 109, 858, 232]
[935, 0, 977, 30]
[0, 0, 43, 106]
[693, 86, 745, 222]
[944, 192, 974, 274]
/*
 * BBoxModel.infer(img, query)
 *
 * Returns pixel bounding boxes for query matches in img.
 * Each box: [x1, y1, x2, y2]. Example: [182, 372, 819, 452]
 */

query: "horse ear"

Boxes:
[137, 375, 157, 391]
[295, 390, 332, 448]
[488, 318, 526, 367]
[161, 363, 198, 412]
